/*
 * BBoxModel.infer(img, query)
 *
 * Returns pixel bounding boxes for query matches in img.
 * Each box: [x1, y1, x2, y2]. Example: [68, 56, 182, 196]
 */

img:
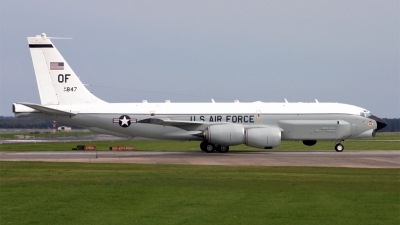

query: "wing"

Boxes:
[137, 117, 283, 132]
[137, 118, 211, 131]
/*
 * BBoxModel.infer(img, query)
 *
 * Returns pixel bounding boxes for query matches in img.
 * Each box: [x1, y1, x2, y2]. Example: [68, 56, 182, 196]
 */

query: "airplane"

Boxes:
[13, 33, 387, 153]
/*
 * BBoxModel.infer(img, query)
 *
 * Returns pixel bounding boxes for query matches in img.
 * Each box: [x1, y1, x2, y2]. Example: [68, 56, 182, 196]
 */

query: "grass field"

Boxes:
[1, 132, 399, 151]
[0, 139, 399, 151]
[0, 162, 398, 225]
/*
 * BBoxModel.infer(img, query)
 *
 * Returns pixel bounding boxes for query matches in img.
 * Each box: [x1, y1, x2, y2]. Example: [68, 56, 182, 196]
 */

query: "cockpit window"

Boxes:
[360, 112, 371, 117]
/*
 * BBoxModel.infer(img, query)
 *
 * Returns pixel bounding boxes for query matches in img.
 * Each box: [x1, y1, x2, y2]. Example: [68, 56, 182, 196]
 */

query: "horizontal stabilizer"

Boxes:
[18, 102, 77, 116]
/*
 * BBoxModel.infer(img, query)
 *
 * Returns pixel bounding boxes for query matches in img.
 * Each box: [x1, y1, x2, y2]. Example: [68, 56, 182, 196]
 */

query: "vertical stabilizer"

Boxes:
[28, 33, 105, 105]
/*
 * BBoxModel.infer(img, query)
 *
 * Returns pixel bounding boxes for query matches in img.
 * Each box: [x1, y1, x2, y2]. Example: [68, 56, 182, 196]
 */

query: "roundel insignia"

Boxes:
[368, 121, 373, 126]
[119, 115, 131, 128]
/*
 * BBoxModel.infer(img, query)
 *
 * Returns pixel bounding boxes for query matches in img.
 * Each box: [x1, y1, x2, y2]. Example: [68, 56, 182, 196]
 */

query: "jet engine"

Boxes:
[205, 124, 245, 146]
[245, 127, 281, 149]
[204, 124, 282, 149]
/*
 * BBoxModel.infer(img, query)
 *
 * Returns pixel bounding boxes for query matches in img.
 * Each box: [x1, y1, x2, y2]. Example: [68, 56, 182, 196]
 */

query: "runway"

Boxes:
[1, 150, 399, 168]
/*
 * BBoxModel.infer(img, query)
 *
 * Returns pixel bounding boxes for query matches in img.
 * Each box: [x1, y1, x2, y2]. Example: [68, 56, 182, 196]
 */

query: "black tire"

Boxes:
[204, 143, 215, 153]
[217, 145, 229, 153]
[200, 141, 208, 151]
[335, 143, 344, 152]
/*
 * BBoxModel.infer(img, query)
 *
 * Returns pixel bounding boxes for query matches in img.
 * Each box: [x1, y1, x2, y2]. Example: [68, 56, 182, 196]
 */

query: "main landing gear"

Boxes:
[200, 141, 229, 153]
[334, 140, 345, 152]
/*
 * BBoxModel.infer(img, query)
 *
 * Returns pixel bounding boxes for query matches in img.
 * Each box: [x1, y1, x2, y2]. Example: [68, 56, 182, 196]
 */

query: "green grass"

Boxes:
[372, 132, 400, 140]
[0, 162, 398, 225]
[0, 139, 399, 151]
[0, 132, 399, 151]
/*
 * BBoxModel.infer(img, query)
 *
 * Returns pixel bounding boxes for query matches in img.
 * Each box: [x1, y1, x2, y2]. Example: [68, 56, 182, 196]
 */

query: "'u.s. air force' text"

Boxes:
[190, 115, 255, 123]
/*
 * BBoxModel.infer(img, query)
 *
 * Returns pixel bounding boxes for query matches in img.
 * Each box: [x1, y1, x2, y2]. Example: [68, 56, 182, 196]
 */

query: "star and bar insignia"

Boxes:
[113, 115, 137, 128]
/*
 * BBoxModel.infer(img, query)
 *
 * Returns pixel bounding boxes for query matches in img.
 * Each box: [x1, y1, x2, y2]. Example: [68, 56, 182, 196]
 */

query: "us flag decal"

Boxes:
[50, 62, 64, 70]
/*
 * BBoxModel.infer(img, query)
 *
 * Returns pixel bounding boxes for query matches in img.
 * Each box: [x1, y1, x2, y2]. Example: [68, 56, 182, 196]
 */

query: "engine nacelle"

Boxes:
[205, 124, 245, 146]
[245, 127, 281, 149]
[205, 125, 282, 149]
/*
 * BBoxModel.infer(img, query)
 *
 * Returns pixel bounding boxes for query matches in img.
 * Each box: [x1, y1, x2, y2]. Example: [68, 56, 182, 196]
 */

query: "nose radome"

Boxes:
[368, 115, 387, 131]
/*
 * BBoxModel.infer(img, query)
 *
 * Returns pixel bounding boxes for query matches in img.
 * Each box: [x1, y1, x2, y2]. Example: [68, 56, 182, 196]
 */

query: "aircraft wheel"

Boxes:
[204, 143, 215, 153]
[335, 143, 344, 152]
[217, 145, 229, 153]
[200, 141, 208, 151]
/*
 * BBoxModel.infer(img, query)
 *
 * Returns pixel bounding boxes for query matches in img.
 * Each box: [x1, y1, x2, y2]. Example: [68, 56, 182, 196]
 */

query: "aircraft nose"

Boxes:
[368, 115, 387, 131]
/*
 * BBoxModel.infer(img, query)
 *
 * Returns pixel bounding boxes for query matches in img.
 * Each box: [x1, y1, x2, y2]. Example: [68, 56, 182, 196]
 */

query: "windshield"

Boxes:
[360, 110, 371, 117]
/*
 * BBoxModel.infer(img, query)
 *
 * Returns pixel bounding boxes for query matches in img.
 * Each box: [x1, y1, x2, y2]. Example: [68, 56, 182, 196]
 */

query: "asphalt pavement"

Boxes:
[1, 150, 399, 168]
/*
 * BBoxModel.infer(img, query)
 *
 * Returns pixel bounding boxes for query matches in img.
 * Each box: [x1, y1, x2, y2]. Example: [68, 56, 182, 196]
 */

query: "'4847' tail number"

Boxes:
[64, 87, 77, 92]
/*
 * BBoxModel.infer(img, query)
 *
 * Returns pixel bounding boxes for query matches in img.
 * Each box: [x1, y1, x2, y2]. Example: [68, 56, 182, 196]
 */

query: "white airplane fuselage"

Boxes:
[13, 33, 387, 152]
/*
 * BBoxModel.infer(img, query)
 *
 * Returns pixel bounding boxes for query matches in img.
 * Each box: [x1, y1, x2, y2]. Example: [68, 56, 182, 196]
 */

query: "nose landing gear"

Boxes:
[334, 140, 345, 152]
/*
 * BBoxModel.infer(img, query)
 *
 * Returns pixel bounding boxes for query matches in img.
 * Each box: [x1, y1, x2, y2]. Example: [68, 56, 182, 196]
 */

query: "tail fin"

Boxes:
[28, 33, 105, 105]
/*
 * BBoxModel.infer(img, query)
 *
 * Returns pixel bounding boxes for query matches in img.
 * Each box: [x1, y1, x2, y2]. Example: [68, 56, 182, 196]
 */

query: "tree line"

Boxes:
[0, 116, 399, 132]
[380, 118, 400, 132]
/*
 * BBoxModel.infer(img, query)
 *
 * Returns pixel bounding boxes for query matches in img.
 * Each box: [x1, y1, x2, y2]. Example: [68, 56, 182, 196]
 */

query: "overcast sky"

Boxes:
[0, 1, 399, 117]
